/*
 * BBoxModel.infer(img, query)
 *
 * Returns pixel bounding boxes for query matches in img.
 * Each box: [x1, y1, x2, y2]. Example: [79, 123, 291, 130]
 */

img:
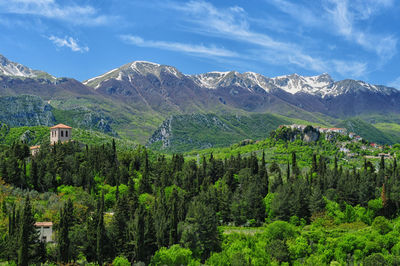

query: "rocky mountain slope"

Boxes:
[0, 95, 55, 126]
[1, 54, 400, 148]
[86, 61, 400, 119]
[147, 113, 290, 152]
[0, 54, 55, 80]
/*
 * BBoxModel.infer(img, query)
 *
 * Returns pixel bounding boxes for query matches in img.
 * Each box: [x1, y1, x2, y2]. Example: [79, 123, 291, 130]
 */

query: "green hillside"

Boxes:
[148, 112, 336, 153]
[0, 124, 137, 149]
[374, 123, 400, 141]
[336, 118, 399, 144]
[148, 113, 291, 152]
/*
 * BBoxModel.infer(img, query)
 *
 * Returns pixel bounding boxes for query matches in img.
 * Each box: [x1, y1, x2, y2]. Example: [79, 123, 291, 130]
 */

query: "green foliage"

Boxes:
[112, 255, 130, 266]
[264, 221, 297, 241]
[1, 127, 400, 265]
[336, 118, 398, 144]
[150, 245, 199, 266]
[372, 216, 392, 235]
[149, 113, 290, 152]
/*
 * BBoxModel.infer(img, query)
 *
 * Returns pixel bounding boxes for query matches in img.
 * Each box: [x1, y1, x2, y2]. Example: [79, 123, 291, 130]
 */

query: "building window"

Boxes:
[61, 131, 64, 137]
[66, 131, 68, 137]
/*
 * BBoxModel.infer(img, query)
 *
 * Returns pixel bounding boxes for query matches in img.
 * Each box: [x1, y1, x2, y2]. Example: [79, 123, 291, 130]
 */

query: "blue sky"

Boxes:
[1, 0, 400, 88]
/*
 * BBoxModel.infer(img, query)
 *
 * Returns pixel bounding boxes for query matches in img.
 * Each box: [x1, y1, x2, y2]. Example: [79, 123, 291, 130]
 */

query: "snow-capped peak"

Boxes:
[0, 54, 54, 79]
[270, 73, 334, 96]
[128, 61, 182, 79]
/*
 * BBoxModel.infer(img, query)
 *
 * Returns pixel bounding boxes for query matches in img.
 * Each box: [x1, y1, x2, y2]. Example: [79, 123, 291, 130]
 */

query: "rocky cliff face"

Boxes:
[147, 113, 289, 152]
[0, 95, 55, 126]
[147, 116, 173, 148]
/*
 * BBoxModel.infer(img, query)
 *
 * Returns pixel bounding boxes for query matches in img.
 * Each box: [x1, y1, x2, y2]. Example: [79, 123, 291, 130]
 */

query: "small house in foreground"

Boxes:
[35, 222, 53, 242]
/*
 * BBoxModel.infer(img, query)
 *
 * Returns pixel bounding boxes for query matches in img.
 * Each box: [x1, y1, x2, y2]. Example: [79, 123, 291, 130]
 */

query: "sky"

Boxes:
[0, 0, 400, 88]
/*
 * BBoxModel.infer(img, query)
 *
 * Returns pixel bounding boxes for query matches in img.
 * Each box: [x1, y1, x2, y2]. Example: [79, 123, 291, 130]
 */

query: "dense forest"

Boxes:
[1, 129, 400, 265]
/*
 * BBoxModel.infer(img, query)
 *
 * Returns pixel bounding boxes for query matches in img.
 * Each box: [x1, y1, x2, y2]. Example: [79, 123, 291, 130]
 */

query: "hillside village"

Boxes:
[278, 124, 393, 160]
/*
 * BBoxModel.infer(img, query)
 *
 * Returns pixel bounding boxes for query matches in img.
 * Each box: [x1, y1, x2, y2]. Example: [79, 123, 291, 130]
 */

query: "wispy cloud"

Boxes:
[167, 0, 328, 73]
[48, 36, 89, 53]
[268, 0, 320, 27]
[325, 0, 397, 61]
[269, 0, 397, 62]
[388, 76, 400, 89]
[0, 0, 114, 26]
[120, 35, 238, 58]
[333, 60, 367, 78]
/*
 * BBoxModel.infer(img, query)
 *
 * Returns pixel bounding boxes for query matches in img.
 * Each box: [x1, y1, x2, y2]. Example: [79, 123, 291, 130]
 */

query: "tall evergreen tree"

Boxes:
[180, 199, 221, 262]
[17, 195, 39, 266]
[58, 199, 74, 263]
[111, 195, 129, 256]
[96, 192, 106, 265]
[31, 160, 39, 191]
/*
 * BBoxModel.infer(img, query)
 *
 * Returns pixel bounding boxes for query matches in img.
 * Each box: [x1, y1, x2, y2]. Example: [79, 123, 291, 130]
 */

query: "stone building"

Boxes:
[30, 123, 72, 156]
[35, 222, 53, 242]
[50, 124, 72, 144]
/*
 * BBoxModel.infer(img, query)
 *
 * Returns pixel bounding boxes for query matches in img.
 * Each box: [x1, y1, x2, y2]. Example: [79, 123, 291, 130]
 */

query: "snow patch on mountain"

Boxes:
[83, 68, 119, 85]
[270, 73, 334, 96]
[0, 54, 54, 79]
[83, 59, 398, 98]
[191, 71, 231, 89]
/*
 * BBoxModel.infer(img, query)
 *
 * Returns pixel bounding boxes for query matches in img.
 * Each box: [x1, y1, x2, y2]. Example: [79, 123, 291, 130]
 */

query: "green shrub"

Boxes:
[363, 253, 386, 266]
[265, 221, 297, 241]
[150, 245, 199, 266]
[372, 216, 392, 235]
[113, 255, 130, 266]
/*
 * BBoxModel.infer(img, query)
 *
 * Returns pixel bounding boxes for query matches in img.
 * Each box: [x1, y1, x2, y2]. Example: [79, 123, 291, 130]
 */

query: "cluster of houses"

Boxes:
[30, 123, 73, 242]
[279, 124, 363, 141]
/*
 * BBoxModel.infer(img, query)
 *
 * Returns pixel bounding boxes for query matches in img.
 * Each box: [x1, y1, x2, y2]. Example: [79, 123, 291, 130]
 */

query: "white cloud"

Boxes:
[48, 36, 89, 53]
[120, 35, 238, 58]
[325, 0, 397, 61]
[268, 0, 320, 27]
[333, 60, 367, 78]
[162, 0, 375, 78]
[168, 1, 327, 73]
[0, 0, 113, 26]
[268, 0, 397, 62]
[388, 76, 400, 89]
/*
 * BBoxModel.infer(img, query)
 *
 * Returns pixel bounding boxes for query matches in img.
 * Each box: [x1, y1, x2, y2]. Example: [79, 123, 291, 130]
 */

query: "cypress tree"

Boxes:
[309, 185, 325, 214]
[286, 160, 291, 182]
[111, 195, 129, 256]
[312, 154, 318, 173]
[7, 204, 18, 261]
[58, 199, 74, 263]
[259, 151, 269, 196]
[31, 160, 39, 191]
[96, 192, 106, 265]
[17, 195, 39, 266]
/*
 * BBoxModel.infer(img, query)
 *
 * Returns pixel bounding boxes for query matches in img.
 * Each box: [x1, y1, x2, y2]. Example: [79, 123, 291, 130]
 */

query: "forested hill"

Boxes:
[1, 129, 400, 265]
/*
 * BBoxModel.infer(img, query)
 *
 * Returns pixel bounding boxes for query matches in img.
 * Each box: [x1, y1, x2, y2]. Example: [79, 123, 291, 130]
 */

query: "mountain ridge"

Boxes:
[1, 54, 400, 148]
[84, 60, 399, 98]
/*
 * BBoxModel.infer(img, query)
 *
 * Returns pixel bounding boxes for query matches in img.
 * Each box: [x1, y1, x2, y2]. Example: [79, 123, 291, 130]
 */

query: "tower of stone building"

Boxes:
[50, 124, 72, 144]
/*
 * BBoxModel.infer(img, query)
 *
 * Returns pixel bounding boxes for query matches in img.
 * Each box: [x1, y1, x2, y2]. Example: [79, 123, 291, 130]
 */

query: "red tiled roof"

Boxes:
[35, 222, 53, 227]
[50, 124, 72, 129]
[30, 145, 41, 150]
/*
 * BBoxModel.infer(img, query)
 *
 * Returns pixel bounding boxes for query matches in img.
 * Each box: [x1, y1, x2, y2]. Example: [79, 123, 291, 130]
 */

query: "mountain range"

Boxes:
[1, 54, 400, 150]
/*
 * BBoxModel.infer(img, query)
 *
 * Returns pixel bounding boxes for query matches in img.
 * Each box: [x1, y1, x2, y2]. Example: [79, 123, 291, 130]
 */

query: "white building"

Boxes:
[35, 222, 53, 242]
[50, 124, 72, 144]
